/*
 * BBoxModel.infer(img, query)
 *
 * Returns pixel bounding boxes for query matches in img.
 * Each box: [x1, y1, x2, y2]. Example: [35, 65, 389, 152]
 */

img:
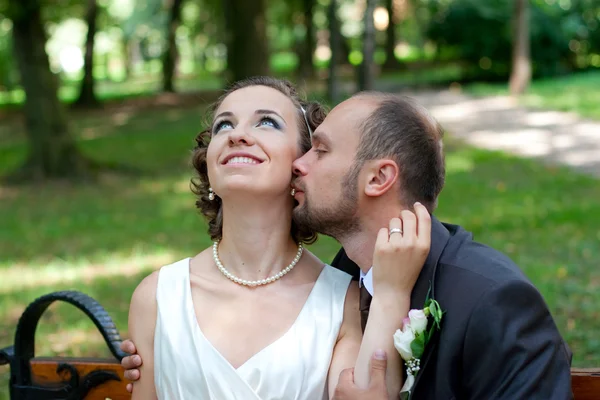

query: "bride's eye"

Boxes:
[258, 117, 280, 129]
[213, 120, 233, 134]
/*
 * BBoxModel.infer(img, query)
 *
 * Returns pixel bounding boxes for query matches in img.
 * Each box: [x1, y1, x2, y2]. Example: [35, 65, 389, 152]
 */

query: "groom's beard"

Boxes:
[293, 170, 361, 240]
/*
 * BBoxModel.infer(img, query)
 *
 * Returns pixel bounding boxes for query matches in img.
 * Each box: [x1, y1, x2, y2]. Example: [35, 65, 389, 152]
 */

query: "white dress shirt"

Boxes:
[359, 268, 374, 296]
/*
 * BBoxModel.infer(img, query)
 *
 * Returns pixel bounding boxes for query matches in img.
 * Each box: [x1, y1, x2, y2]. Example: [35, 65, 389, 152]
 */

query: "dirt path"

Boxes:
[404, 89, 600, 177]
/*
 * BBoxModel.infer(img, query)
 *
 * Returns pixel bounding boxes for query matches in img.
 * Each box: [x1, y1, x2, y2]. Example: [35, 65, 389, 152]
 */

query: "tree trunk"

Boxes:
[358, 0, 377, 91]
[122, 36, 131, 79]
[162, 0, 184, 92]
[383, 0, 399, 69]
[327, 0, 341, 104]
[223, 0, 269, 82]
[509, 0, 531, 95]
[298, 0, 316, 80]
[8, 0, 89, 180]
[74, 0, 99, 107]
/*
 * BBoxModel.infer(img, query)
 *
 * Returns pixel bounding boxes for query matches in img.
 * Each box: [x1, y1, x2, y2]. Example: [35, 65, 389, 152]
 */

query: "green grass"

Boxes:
[465, 70, 600, 120]
[0, 104, 599, 399]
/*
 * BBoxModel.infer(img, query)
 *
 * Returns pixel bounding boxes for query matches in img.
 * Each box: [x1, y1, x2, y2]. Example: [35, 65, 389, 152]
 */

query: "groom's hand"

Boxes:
[120, 339, 142, 393]
[332, 350, 389, 400]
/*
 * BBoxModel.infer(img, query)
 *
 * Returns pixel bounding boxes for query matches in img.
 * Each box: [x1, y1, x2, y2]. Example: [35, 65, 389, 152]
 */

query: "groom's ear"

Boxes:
[364, 159, 399, 197]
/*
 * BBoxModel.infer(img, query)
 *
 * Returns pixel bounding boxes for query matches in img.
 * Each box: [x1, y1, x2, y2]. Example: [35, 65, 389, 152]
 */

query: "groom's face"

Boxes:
[291, 98, 377, 238]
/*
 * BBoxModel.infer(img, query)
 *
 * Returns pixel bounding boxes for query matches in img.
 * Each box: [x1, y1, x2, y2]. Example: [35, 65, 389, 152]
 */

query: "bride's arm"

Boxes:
[128, 272, 159, 400]
[327, 283, 362, 398]
[326, 284, 406, 400]
[353, 291, 407, 398]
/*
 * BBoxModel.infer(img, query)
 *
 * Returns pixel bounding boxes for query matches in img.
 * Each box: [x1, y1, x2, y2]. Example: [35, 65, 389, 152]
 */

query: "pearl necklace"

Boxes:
[212, 241, 304, 287]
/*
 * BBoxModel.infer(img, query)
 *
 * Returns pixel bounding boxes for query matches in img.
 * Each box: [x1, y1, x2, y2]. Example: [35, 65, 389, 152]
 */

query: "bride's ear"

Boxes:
[363, 159, 399, 197]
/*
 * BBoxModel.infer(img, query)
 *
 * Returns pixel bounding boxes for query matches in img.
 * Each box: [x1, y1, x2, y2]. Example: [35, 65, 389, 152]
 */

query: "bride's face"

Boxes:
[206, 85, 303, 201]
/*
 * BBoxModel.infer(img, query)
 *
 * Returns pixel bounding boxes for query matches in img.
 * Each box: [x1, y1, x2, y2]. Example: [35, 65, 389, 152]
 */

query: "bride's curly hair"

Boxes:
[190, 76, 327, 245]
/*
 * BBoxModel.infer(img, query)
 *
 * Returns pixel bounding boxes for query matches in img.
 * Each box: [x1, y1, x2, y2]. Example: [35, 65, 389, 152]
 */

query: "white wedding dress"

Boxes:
[153, 258, 352, 400]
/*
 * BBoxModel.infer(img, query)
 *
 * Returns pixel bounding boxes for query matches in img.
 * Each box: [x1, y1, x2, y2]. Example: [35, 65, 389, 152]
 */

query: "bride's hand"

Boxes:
[372, 202, 431, 298]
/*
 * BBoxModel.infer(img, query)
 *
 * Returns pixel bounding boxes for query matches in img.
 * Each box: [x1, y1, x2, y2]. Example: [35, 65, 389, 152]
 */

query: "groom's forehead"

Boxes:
[324, 97, 378, 143]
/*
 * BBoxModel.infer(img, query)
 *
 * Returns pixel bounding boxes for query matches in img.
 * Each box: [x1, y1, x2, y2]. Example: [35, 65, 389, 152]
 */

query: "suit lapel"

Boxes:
[409, 216, 451, 395]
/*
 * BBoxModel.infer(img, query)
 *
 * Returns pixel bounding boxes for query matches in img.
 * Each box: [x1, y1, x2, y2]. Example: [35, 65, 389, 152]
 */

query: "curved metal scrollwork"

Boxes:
[57, 363, 121, 400]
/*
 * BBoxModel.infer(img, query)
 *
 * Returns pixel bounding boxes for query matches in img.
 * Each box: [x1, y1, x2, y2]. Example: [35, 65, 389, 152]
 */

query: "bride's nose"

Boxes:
[228, 126, 255, 146]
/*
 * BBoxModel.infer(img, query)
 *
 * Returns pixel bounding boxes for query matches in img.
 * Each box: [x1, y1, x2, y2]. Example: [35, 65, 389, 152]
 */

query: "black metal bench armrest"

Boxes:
[0, 345, 14, 366]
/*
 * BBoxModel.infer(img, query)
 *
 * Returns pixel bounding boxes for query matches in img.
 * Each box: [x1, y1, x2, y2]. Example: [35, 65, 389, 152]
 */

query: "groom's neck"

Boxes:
[338, 233, 375, 273]
[339, 201, 407, 273]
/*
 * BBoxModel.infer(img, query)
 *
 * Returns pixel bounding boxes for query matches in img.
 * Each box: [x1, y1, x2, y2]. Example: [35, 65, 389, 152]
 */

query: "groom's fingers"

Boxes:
[121, 354, 142, 370]
[123, 366, 140, 381]
[120, 339, 136, 355]
[369, 350, 388, 389]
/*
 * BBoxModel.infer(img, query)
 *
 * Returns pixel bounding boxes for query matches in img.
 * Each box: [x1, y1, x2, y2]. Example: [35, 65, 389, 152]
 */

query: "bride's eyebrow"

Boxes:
[255, 109, 285, 121]
[214, 111, 233, 120]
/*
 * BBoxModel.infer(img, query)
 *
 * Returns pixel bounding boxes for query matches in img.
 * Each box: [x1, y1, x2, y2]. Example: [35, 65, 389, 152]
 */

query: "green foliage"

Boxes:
[425, 0, 599, 79]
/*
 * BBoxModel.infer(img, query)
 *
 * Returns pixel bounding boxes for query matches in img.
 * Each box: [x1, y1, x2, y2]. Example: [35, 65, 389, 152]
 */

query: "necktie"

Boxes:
[359, 282, 372, 333]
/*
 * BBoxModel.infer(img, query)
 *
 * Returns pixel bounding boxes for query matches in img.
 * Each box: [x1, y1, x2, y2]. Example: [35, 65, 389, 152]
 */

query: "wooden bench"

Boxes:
[0, 291, 129, 399]
[1, 290, 599, 399]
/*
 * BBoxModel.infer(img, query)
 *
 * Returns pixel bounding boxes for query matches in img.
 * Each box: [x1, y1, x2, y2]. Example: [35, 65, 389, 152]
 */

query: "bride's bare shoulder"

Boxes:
[189, 246, 213, 266]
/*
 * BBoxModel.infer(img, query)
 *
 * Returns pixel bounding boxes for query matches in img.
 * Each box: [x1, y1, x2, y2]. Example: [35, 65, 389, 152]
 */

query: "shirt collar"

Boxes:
[359, 268, 374, 296]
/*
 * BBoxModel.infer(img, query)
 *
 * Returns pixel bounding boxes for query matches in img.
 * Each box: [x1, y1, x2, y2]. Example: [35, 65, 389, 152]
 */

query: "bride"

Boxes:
[127, 76, 429, 399]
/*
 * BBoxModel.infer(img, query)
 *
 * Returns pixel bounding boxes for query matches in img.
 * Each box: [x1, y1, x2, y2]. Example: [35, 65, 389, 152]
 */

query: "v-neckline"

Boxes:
[186, 258, 328, 372]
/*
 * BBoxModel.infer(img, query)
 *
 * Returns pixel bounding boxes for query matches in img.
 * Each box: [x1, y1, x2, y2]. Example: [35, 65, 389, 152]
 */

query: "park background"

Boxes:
[0, 0, 599, 397]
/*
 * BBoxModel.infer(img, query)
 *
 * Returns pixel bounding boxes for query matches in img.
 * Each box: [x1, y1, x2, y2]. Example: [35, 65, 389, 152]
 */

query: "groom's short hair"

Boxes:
[353, 92, 445, 211]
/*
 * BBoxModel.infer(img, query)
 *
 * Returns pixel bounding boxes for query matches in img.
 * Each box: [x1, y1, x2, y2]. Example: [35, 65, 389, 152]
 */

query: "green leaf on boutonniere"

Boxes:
[428, 299, 443, 329]
[400, 391, 411, 400]
[410, 332, 426, 359]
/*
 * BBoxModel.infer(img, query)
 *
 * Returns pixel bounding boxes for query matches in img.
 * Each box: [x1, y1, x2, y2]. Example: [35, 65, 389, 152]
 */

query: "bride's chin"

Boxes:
[218, 184, 290, 201]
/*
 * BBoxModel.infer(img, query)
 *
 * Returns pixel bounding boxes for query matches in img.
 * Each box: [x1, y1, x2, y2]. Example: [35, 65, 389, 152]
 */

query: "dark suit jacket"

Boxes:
[332, 216, 573, 399]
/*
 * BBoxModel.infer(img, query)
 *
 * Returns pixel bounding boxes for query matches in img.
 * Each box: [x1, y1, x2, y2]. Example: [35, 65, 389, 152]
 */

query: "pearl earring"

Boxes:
[290, 188, 296, 196]
[208, 187, 215, 201]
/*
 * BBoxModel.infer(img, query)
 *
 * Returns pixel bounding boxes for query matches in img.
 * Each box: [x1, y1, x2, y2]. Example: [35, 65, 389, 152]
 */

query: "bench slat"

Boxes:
[572, 368, 600, 400]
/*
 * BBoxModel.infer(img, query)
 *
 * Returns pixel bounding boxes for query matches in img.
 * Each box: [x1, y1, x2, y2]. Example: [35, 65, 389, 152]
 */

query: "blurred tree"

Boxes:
[298, 0, 316, 80]
[74, 0, 100, 107]
[358, 0, 377, 90]
[0, 15, 18, 100]
[162, 0, 184, 92]
[509, 0, 530, 95]
[223, 0, 269, 82]
[7, 0, 89, 180]
[328, 0, 341, 103]
[383, 0, 400, 69]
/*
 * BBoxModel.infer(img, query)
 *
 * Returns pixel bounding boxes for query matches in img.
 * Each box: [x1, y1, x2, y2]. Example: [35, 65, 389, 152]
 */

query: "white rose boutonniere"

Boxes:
[394, 292, 444, 400]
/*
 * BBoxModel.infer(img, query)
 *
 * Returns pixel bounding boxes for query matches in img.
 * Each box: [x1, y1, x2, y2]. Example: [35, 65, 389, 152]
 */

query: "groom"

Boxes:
[121, 92, 573, 398]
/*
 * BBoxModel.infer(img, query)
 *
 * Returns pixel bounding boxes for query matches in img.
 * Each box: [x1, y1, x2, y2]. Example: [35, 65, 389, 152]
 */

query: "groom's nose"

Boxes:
[292, 154, 308, 177]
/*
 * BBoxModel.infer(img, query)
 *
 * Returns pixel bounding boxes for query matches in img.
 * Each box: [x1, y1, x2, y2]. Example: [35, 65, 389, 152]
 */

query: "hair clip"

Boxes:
[300, 106, 313, 139]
